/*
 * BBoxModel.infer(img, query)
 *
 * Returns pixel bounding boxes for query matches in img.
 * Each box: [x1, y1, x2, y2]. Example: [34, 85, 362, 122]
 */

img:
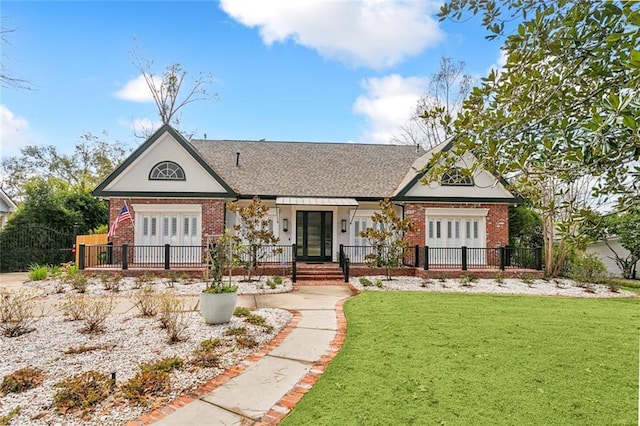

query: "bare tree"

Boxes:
[1, 20, 30, 90]
[131, 47, 217, 135]
[393, 57, 473, 150]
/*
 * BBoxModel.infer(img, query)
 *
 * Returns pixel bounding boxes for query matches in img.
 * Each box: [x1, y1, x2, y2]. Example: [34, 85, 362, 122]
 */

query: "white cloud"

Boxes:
[114, 74, 161, 102]
[0, 105, 33, 156]
[352, 74, 426, 144]
[486, 49, 508, 77]
[220, 0, 443, 69]
[118, 117, 162, 136]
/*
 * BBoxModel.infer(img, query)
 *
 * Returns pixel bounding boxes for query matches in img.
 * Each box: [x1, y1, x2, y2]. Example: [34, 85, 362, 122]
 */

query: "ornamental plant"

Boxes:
[359, 199, 417, 280]
[226, 196, 280, 281]
[203, 229, 239, 294]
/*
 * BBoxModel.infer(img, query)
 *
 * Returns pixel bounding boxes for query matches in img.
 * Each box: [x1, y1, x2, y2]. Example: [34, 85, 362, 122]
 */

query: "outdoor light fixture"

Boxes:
[341, 219, 347, 233]
[282, 218, 289, 232]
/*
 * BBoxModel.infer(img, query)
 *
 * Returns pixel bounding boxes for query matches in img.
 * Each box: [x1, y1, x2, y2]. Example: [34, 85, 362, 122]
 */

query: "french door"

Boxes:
[296, 211, 333, 261]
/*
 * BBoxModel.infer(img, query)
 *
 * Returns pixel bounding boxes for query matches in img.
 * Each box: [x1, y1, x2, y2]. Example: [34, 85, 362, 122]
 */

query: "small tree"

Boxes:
[359, 199, 416, 280]
[227, 197, 280, 281]
[591, 210, 640, 279]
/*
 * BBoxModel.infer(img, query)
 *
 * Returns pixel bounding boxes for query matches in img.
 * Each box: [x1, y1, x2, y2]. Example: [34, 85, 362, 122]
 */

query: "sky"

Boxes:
[1, 0, 505, 159]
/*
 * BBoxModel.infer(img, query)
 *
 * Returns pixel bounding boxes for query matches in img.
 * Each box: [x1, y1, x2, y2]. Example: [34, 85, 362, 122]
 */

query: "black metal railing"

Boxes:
[78, 243, 296, 271]
[339, 244, 543, 272]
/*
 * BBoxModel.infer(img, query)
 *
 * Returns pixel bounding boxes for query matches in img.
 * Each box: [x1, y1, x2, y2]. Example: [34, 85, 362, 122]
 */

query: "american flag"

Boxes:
[108, 203, 133, 237]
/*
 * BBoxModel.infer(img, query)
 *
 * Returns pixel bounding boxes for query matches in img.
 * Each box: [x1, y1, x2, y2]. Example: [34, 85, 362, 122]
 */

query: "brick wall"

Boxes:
[107, 198, 226, 246]
[404, 202, 509, 248]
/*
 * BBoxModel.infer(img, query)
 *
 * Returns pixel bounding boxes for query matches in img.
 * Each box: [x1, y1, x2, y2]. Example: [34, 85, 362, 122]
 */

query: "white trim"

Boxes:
[424, 208, 489, 217]
[132, 204, 202, 213]
[276, 197, 359, 206]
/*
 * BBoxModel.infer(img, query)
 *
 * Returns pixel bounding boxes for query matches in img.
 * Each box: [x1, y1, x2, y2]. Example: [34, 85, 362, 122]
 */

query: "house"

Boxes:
[0, 189, 17, 229]
[586, 237, 638, 278]
[93, 124, 516, 265]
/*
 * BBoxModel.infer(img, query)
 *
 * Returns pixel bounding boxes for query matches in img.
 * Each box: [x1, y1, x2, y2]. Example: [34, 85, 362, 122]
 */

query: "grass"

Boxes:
[282, 292, 640, 425]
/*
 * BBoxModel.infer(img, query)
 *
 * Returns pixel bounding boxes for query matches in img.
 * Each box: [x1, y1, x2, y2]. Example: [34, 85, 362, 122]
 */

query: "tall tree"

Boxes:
[0, 131, 129, 199]
[393, 57, 474, 150]
[426, 0, 639, 276]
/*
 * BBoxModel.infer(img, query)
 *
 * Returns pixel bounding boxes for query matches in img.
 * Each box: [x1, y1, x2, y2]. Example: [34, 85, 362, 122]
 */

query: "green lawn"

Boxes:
[282, 292, 640, 425]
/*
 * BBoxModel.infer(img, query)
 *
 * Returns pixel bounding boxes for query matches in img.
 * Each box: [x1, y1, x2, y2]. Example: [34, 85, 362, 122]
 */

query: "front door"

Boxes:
[296, 211, 332, 261]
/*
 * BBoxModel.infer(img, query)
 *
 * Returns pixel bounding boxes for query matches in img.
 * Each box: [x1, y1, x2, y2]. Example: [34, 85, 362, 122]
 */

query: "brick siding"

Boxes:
[404, 202, 509, 248]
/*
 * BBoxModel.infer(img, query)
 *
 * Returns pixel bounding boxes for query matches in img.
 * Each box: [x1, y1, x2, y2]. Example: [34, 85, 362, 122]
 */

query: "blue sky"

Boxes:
[1, 1, 504, 159]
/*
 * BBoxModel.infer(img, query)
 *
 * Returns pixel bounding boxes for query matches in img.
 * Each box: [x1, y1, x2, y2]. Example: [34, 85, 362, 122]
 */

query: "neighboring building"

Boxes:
[93, 125, 516, 264]
[586, 238, 638, 278]
[0, 189, 17, 229]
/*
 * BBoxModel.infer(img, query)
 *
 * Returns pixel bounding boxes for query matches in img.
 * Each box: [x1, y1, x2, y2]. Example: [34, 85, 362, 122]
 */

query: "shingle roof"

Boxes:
[188, 139, 425, 198]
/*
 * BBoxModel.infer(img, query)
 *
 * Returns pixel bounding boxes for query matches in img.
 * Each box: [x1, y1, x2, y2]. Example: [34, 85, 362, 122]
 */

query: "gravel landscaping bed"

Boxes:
[0, 308, 292, 425]
[25, 275, 293, 299]
[350, 275, 636, 298]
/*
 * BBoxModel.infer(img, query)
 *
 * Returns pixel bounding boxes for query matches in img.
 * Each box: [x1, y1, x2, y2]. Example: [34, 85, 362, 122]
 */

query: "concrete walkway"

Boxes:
[152, 285, 352, 425]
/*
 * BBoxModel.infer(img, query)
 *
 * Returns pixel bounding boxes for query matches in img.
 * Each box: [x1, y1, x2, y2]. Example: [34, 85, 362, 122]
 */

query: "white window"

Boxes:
[425, 208, 489, 264]
[133, 204, 202, 264]
[149, 161, 185, 180]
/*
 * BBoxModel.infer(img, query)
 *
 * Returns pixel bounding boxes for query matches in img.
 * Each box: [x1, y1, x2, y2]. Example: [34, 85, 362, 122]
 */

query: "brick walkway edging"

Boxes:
[126, 311, 303, 426]
[255, 292, 354, 425]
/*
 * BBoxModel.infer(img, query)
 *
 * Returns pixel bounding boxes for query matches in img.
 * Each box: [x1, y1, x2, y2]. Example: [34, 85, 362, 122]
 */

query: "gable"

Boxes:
[0, 189, 16, 213]
[395, 150, 516, 202]
[94, 125, 235, 198]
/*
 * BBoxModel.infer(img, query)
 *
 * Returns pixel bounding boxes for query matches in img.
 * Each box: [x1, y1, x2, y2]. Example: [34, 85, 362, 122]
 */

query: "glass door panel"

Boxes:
[295, 211, 333, 261]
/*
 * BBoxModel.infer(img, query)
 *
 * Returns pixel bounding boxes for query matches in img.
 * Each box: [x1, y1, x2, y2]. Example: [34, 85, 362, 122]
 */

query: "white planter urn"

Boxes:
[199, 291, 238, 324]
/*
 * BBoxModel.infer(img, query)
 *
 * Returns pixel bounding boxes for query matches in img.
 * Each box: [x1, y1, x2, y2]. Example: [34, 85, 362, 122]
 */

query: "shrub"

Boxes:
[0, 289, 35, 337]
[81, 297, 114, 334]
[374, 278, 383, 288]
[53, 371, 112, 413]
[140, 356, 183, 374]
[58, 294, 86, 321]
[192, 339, 223, 368]
[459, 273, 479, 286]
[359, 277, 373, 287]
[28, 263, 49, 281]
[121, 370, 170, 405]
[236, 335, 258, 349]
[493, 271, 505, 285]
[266, 279, 277, 289]
[436, 274, 447, 283]
[166, 272, 179, 288]
[607, 280, 622, 293]
[0, 367, 44, 394]
[133, 286, 158, 317]
[47, 264, 62, 277]
[520, 273, 535, 286]
[272, 275, 283, 285]
[568, 252, 608, 284]
[133, 273, 154, 289]
[244, 313, 273, 332]
[0, 406, 21, 425]
[65, 273, 88, 293]
[157, 292, 188, 343]
[225, 326, 248, 336]
[234, 306, 251, 317]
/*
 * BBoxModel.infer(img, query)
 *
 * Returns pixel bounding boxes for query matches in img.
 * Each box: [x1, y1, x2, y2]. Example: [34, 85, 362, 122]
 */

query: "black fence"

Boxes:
[78, 243, 295, 270]
[340, 245, 543, 272]
[0, 225, 76, 272]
